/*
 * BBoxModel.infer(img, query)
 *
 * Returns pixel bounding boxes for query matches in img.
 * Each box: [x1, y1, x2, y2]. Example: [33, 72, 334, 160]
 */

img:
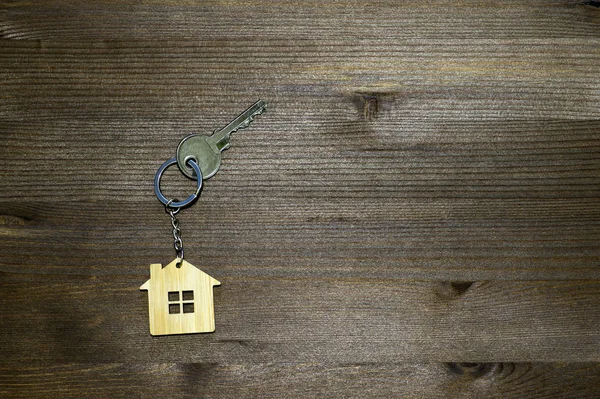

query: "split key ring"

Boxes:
[154, 158, 203, 209]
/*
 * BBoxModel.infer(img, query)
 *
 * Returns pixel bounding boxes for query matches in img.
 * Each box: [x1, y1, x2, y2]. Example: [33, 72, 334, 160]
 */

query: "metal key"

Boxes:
[176, 100, 267, 179]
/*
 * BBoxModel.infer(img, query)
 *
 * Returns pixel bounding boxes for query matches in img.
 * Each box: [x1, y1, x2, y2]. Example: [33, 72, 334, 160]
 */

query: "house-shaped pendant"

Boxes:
[140, 258, 221, 336]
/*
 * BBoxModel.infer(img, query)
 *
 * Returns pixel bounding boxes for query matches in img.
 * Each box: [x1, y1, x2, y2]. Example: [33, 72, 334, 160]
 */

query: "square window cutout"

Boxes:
[169, 304, 180, 314]
[183, 303, 194, 313]
[168, 291, 179, 301]
[182, 290, 194, 301]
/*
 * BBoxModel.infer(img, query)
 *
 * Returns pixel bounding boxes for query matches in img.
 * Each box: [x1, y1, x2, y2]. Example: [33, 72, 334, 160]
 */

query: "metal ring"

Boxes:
[165, 199, 181, 215]
[154, 158, 203, 208]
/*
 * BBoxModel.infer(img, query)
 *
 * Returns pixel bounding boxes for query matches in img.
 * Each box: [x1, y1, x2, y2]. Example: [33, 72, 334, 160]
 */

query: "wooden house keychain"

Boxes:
[141, 100, 267, 336]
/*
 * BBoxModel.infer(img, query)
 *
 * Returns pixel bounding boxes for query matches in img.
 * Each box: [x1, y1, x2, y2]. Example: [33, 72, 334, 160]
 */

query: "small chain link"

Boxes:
[165, 201, 184, 261]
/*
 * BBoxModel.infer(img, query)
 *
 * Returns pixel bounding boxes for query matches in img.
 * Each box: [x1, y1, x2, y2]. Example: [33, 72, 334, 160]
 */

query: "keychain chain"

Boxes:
[143, 100, 266, 336]
[152, 100, 266, 267]
[165, 200, 184, 262]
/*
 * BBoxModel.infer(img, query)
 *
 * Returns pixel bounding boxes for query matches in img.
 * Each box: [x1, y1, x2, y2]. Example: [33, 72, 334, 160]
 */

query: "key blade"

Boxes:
[209, 100, 267, 152]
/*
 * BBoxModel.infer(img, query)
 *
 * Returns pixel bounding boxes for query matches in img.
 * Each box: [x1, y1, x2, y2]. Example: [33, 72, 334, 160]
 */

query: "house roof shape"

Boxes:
[140, 257, 221, 335]
[140, 258, 221, 291]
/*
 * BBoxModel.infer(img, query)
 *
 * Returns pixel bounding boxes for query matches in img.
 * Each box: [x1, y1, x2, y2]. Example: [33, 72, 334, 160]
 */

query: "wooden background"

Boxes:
[1, 0, 600, 397]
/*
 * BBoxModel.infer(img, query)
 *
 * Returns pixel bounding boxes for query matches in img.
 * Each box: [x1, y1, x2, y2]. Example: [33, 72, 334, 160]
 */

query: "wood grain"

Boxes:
[1, 40, 599, 279]
[1, 0, 600, 396]
[141, 258, 221, 335]
[1, 363, 600, 399]
[1, 271, 599, 363]
[2, 0, 600, 40]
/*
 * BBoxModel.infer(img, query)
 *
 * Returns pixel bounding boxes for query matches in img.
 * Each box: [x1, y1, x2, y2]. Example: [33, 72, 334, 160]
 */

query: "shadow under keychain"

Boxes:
[140, 100, 267, 336]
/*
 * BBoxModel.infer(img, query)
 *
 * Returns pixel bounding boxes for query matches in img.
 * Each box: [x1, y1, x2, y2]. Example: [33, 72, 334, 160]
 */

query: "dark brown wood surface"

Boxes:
[1, 0, 599, 397]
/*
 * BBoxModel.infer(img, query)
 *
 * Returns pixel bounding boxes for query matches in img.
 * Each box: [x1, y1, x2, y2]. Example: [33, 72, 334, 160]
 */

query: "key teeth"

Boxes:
[253, 104, 267, 117]
[214, 102, 267, 140]
[240, 107, 266, 130]
[238, 106, 265, 130]
[229, 117, 254, 135]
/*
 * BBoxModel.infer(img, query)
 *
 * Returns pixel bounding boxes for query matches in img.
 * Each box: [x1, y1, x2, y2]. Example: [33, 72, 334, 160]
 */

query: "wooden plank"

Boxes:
[0, 40, 598, 279]
[0, 197, 599, 279]
[2, 39, 599, 120]
[2, 0, 599, 396]
[1, 272, 599, 363]
[1, 362, 599, 399]
[2, 1, 600, 40]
